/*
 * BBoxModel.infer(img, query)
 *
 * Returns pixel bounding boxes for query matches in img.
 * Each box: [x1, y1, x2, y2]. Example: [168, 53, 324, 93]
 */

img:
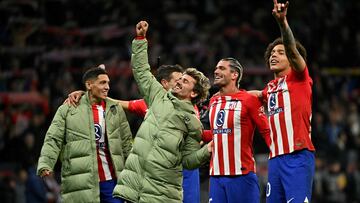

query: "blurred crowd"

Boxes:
[0, 0, 359, 202]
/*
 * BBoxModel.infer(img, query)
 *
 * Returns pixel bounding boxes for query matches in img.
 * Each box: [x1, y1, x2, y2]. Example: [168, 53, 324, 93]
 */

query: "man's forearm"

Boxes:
[279, 20, 297, 58]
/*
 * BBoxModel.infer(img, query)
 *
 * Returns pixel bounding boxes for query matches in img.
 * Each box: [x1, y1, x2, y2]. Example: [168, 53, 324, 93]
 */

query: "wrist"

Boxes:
[135, 36, 146, 40]
[278, 19, 288, 28]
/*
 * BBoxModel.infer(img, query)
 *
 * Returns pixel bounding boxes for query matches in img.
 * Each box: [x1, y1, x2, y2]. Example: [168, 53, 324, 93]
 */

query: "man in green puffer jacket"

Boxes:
[113, 21, 213, 203]
[37, 67, 132, 203]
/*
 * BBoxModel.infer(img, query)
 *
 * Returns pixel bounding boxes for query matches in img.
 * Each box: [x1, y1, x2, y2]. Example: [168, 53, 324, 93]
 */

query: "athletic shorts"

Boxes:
[183, 168, 200, 203]
[100, 179, 124, 203]
[209, 172, 260, 203]
[266, 149, 315, 203]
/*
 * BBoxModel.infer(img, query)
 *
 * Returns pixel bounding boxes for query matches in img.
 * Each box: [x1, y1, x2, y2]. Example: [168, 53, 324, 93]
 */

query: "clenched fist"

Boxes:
[136, 21, 148, 37]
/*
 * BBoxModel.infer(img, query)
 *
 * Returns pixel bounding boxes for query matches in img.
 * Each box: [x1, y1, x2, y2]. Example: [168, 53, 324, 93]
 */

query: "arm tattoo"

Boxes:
[281, 25, 298, 59]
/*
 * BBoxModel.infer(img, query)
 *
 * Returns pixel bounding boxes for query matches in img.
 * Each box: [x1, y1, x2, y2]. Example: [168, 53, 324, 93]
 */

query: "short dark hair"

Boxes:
[155, 64, 184, 82]
[184, 68, 211, 104]
[264, 37, 307, 69]
[82, 67, 108, 85]
[220, 57, 243, 88]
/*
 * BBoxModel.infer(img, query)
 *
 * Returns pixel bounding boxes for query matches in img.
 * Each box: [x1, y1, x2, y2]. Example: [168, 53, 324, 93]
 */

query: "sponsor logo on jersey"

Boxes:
[269, 93, 276, 110]
[268, 93, 284, 115]
[94, 124, 102, 141]
[216, 110, 225, 127]
[213, 128, 232, 134]
[268, 107, 284, 116]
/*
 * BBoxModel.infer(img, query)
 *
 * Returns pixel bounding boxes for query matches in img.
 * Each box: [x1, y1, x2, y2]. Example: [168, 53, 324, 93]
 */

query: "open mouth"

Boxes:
[214, 75, 222, 81]
[270, 59, 279, 66]
[173, 84, 182, 90]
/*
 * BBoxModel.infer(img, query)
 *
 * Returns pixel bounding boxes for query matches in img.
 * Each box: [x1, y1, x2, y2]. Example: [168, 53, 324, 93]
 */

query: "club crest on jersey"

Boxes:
[268, 77, 286, 92]
[216, 110, 225, 127]
[228, 101, 237, 110]
[94, 124, 102, 141]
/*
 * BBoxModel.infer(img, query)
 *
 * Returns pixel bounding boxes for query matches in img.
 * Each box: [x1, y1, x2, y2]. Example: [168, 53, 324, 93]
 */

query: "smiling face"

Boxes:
[171, 74, 198, 101]
[269, 44, 291, 77]
[213, 60, 238, 88]
[162, 72, 183, 90]
[86, 74, 110, 103]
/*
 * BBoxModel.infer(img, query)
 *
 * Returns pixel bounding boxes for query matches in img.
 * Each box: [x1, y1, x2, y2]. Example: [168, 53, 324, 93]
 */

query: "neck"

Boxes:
[88, 93, 102, 105]
[219, 84, 239, 95]
[274, 67, 291, 79]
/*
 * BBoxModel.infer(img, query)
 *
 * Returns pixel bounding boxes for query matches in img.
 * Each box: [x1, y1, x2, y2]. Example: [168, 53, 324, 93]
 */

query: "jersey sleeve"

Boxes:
[247, 95, 271, 148]
[202, 129, 213, 143]
[261, 86, 268, 104]
[128, 99, 148, 118]
[131, 39, 166, 106]
[289, 65, 312, 83]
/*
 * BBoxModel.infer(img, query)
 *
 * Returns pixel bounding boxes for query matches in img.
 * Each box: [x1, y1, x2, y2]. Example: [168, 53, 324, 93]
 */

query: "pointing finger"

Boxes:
[273, 0, 278, 9]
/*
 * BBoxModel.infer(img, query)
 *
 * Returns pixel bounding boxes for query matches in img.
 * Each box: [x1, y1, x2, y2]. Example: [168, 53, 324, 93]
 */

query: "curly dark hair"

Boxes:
[264, 37, 307, 68]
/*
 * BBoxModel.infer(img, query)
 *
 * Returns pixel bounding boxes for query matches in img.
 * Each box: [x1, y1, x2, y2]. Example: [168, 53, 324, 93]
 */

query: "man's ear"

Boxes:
[190, 91, 198, 99]
[85, 80, 92, 90]
[160, 79, 168, 89]
[232, 71, 239, 81]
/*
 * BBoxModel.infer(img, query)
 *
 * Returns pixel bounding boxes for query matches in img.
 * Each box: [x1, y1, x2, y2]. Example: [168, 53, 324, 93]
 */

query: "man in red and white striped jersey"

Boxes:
[253, 1, 316, 203]
[208, 58, 270, 203]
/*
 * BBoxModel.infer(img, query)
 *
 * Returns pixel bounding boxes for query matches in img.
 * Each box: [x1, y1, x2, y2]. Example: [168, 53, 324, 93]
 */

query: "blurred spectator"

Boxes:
[25, 165, 46, 203]
[322, 159, 347, 203]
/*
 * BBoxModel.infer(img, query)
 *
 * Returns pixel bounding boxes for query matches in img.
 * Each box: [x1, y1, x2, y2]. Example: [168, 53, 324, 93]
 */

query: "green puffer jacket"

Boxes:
[113, 39, 211, 203]
[37, 94, 132, 203]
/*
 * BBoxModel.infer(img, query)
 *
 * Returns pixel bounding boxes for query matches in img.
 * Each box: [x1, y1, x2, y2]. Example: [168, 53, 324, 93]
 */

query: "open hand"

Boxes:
[64, 90, 85, 106]
[207, 140, 214, 153]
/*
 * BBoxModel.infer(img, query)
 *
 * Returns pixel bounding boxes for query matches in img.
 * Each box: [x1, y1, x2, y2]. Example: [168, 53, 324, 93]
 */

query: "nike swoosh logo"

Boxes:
[287, 197, 294, 203]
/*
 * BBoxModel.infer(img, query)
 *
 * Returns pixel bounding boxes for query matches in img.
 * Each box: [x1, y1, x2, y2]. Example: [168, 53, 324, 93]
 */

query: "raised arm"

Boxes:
[131, 21, 165, 106]
[272, 0, 306, 72]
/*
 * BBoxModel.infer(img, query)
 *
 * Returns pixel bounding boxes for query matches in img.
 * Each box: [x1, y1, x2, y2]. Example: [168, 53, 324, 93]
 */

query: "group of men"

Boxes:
[37, 1, 315, 203]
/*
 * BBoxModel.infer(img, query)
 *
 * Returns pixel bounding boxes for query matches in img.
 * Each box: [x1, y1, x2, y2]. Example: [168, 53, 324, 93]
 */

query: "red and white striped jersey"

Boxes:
[92, 101, 116, 182]
[209, 90, 270, 176]
[262, 67, 315, 159]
